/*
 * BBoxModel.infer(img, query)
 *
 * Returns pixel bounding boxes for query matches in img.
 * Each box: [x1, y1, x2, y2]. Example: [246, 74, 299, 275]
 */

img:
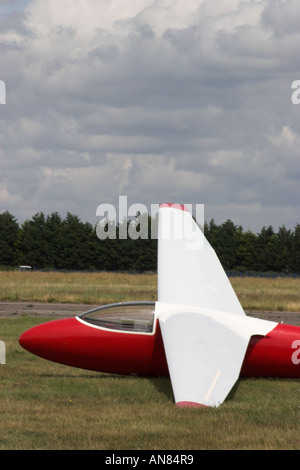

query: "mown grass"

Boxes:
[230, 276, 300, 312]
[0, 316, 299, 450]
[0, 271, 157, 304]
[0, 270, 300, 311]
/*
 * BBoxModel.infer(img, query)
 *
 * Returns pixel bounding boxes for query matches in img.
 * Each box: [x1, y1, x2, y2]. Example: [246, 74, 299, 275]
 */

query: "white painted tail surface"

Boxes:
[157, 203, 245, 315]
[157, 204, 277, 407]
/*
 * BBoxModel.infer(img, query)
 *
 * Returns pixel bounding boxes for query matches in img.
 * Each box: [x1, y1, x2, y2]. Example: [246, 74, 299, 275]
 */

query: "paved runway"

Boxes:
[1, 301, 300, 325]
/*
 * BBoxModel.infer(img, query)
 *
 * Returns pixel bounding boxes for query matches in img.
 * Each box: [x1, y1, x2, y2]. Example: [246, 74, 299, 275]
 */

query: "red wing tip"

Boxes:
[176, 401, 208, 408]
[159, 203, 188, 212]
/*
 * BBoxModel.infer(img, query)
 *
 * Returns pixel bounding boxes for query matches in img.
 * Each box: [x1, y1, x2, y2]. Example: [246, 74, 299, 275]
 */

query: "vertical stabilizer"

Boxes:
[157, 203, 245, 315]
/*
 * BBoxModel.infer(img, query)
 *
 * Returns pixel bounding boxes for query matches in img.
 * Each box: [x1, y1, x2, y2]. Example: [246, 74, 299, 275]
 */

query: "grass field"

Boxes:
[1, 270, 300, 311]
[0, 271, 299, 450]
[1, 316, 299, 450]
[0, 271, 157, 305]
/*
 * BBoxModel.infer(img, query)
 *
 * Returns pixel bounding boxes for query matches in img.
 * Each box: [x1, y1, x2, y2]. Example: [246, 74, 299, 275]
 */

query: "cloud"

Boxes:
[0, 0, 299, 232]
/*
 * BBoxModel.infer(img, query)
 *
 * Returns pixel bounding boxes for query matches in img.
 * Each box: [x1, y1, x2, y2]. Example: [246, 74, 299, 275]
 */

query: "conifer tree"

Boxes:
[0, 211, 19, 266]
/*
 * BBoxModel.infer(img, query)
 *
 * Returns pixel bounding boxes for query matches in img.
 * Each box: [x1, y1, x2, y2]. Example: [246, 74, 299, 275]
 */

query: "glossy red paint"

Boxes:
[19, 318, 300, 379]
[241, 323, 300, 378]
[176, 402, 207, 408]
[19, 318, 169, 376]
[159, 203, 188, 212]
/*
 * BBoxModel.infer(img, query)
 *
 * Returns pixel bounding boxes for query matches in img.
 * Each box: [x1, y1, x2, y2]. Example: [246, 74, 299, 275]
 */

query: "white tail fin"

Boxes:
[157, 203, 245, 315]
[156, 203, 277, 407]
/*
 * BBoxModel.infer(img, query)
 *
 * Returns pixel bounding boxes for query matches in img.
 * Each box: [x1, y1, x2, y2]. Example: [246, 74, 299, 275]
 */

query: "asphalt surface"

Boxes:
[0, 301, 300, 326]
[0, 301, 98, 318]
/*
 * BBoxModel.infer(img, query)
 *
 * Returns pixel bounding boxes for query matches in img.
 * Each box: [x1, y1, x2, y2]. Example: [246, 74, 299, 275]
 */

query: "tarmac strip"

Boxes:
[0, 301, 299, 326]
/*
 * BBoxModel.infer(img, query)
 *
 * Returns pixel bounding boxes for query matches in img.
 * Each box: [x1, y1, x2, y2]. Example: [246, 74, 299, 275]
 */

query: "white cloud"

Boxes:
[267, 125, 296, 147]
[0, 0, 299, 231]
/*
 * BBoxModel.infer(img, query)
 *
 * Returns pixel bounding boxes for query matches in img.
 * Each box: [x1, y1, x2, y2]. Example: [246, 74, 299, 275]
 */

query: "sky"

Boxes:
[0, 0, 299, 233]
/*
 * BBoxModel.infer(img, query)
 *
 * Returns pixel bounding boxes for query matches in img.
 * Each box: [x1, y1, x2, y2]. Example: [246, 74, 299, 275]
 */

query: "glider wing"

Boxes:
[157, 204, 277, 407]
[158, 304, 276, 407]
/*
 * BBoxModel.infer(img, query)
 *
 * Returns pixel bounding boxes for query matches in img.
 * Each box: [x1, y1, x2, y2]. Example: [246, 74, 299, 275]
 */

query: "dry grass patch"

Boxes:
[0, 271, 157, 304]
[1, 271, 300, 312]
[231, 277, 300, 312]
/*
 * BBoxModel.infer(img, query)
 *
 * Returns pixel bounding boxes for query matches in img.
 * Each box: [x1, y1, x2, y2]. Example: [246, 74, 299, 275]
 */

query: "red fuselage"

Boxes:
[19, 317, 300, 379]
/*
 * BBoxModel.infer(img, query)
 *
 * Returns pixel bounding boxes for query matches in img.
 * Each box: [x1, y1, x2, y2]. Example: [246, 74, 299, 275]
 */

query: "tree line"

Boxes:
[0, 210, 300, 274]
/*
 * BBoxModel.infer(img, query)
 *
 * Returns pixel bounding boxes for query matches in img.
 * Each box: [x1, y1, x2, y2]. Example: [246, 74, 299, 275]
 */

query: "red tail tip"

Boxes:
[159, 203, 188, 212]
[176, 401, 208, 408]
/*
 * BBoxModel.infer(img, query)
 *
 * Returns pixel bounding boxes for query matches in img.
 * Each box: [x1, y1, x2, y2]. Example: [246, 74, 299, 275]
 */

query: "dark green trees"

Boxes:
[0, 210, 299, 274]
[0, 211, 19, 266]
[205, 220, 300, 275]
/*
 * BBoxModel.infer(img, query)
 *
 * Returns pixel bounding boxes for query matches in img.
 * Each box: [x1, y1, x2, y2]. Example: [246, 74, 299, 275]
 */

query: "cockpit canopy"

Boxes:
[78, 301, 155, 333]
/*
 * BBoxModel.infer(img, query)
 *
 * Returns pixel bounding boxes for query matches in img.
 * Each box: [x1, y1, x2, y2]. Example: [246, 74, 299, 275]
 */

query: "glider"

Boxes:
[19, 203, 300, 407]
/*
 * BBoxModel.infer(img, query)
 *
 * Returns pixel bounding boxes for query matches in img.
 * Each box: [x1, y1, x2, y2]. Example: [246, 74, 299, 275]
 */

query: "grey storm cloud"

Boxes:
[0, 0, 299, 231]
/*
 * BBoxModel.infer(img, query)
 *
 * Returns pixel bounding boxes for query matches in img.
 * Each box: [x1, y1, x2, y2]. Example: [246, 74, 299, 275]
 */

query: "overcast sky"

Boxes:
[0, 0, 299, 232]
